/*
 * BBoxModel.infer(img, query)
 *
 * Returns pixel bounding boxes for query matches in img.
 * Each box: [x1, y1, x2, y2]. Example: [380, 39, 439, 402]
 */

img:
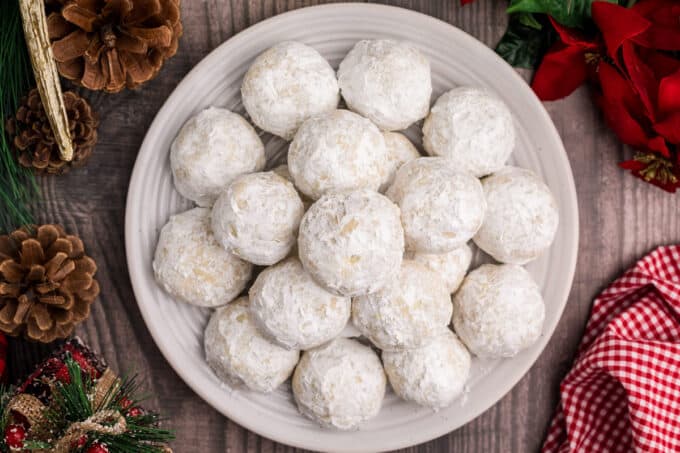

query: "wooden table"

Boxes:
[8, 0, 680, 451]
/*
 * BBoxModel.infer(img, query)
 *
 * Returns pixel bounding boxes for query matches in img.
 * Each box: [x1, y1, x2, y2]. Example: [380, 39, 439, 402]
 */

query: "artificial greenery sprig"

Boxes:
[0, 0, 40, 234]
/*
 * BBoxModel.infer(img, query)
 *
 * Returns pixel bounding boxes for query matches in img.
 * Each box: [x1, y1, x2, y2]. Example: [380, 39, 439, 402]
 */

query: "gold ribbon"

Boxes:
[6, 367, 172, 452]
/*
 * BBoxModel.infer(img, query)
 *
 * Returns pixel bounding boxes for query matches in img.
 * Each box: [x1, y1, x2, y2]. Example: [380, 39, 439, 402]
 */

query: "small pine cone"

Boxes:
[46, 0, 183, 93]
[0, 225, 100, 343]
[5, 88, 98, 175]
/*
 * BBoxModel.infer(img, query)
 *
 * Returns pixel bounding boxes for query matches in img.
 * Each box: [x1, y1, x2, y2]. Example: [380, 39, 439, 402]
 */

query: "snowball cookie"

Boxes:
[153, 207, 252, 307]
[423, 87, 515, 177]
[292, 338, 386, 429]
[474, 166, 559, 264]
[409, 243, 473, 294]
[288, 109, 388, 200]
[170, 107, 265, 207]
[249, 258, 351, 350]
[352, 260, 452, 351]
[386, 157, 486, 253]
[452, 264, 545, 358]
[241, 41, 339, 140]
[298, 189, 404, 297]
[379, 132, 421, 192]
[383, 329, 471, 409]
[204, 297, 300, 392]
[211, 172, 304, 266]
[337, 39, 432, 131]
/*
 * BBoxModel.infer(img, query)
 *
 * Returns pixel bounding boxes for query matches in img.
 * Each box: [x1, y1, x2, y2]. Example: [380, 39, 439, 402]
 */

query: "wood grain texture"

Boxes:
[7, 0, 680, 452]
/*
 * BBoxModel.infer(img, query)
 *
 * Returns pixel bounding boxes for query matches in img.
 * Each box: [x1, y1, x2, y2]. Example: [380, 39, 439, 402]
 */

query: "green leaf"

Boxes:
[495, 14, 557, 69]
[507, 0, 618, 28]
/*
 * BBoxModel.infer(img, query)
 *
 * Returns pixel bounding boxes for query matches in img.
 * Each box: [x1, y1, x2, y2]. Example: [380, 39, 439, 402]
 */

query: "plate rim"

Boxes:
[125, 3, 580, 451]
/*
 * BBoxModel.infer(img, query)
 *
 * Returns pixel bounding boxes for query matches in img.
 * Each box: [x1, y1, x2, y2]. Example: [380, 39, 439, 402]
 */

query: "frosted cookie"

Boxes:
[338, 39, 431, 131]
[249, 258, 351, 350]
[352, 260, 452, 351]
[383, 329, 471, 409]
[379, 131, 421, 192]
[386, 157, 485, 253]
[423, 87, 515, 177]
[204, 298, 300, 392]
[408, 244, 473, 294]
[292, 338, 386, 430]
[211, 172, 304, 266]
[474, 166, 559, 264]
[452, 264, 545, 358]
[241, 41, 339, 140]
[288, 109, 388, 200]
[298, 189, 404, 297]
[153, 207, 252, 307]
[170, 107, 265, 207]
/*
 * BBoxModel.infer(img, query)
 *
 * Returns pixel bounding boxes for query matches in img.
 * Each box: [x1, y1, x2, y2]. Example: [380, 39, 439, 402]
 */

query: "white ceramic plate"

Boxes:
[125, 4, 579, 451]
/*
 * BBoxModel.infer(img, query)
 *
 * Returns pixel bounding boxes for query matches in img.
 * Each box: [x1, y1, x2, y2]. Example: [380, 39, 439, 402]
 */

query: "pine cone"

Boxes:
[0, 225, 100, 343]
[5, 88, 98, 175]
[46, 0, 183, 93]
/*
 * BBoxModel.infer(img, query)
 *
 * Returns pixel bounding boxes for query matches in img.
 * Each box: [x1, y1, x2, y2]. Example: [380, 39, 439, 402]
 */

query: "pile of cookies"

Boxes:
[153, 39, 559, 429]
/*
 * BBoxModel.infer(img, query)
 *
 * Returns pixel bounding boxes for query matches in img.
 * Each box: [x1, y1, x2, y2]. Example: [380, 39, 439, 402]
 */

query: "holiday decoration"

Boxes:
[462, 0, 680, 192]
[0, 339, 173, 452]
[19, 0, 74, 162]
[7, 88, 99, 175]
[46, 0, 183, 93]
[0, 1, 40, 234]
[0, 224, 100, 343]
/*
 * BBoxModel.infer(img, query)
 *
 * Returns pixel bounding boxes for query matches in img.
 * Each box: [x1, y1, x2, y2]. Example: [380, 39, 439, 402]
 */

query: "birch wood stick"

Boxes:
[19, 0, 73, 161]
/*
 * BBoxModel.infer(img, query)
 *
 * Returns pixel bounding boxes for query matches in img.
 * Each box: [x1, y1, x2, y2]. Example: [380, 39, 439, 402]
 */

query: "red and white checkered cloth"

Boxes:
[542, 245, 680, 453]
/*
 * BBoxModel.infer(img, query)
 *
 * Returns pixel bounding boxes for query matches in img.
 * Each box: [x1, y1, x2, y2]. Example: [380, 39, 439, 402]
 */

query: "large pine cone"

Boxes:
[0, 225, 100, 343]
[5, 88, 98, 175]
[46, 0, 183, 93]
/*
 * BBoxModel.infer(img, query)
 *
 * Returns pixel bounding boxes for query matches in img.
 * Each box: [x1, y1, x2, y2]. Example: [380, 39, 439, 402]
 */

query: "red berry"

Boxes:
[5, 424, 26, 449]
[70, 434, 87, 449]
[55, 364, 71, 383]
[127, 407, 143, 417]
[119, 397, 132, 409]
[86, 442, 109, 453]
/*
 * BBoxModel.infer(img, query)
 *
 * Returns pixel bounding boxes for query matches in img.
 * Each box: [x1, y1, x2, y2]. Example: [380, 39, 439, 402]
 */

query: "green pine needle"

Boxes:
[0, 0, 40, 234]
[42, 357, 174, 453]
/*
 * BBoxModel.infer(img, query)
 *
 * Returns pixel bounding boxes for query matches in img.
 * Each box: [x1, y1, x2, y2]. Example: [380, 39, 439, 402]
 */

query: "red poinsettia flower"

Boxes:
[531, 1, 650, 101]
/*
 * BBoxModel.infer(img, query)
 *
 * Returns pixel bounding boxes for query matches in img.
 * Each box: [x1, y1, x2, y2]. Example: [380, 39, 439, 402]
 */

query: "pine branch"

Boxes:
[0, 0, 40, 234]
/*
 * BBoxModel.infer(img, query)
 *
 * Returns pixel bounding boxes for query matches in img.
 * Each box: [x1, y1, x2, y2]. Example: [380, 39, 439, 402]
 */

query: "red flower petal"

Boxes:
[592, 1, 650, 57]
[549, 17, 598, 49]
[654, 111, 680, 144]
[598, 62, 670, 156]
[460, 0, 475, 4]
[658, 70, 680, 115]
[622, 42, 658, 120]
[633, 0, 680, 50]
[531, 42, 590, 101]
[643, 49, 680, 80]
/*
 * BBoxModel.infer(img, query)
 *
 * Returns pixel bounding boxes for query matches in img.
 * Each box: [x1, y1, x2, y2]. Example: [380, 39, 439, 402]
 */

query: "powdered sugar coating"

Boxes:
[474, 166, 559, 264]
[379, 132, 421, 192]
[211, 172, 304, 266]
[386, 157, 486, 253]
[298, 189, 404, 297]
[292, 338, 386, 429]
[408, 243, 473, 293]
[241, 41, 339, 140]
[352, 260, 452, 351]
[338, 39, 432, 131]
[170, 107, 265, 207]
[423, 87, 515, 177]
[153, 207, 252, 307]
[452, 264, 545, 358]
[204, 298, 300, 392]
[383, 329, 471, 409]
[249, 258, 351, 350]
[288, 110, 388, 200]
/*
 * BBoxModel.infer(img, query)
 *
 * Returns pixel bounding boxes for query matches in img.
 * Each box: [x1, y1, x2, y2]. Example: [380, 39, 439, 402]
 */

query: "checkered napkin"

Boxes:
[542, 245, 680, 453]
